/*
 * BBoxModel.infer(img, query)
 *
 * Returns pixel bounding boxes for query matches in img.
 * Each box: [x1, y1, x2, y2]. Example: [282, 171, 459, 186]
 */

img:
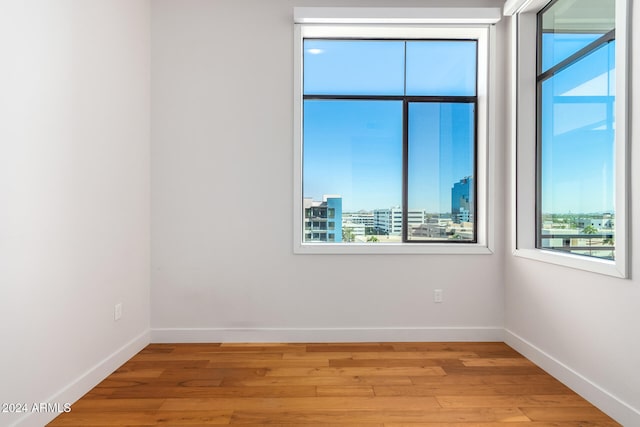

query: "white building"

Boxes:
[577, 216, 614, 229]
[374, 207, 403, 235]
[374, 207, 426, 235]
[342, 221, 366, 238]
[342, 212, 374, 228]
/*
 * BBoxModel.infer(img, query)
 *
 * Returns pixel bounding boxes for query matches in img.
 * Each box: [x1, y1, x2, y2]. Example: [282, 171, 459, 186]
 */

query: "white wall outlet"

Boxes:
[114, 303, 123, 321]
[433, 289, 443, 303]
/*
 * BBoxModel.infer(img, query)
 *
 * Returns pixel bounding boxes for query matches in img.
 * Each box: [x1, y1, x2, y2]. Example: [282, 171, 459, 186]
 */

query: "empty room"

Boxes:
[0, 0, 638, 426]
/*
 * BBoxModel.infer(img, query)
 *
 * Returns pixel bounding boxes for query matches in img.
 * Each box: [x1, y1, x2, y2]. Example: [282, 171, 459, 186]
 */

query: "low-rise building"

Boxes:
[303, 195, 342, 242]
[374, 207, 426, 235]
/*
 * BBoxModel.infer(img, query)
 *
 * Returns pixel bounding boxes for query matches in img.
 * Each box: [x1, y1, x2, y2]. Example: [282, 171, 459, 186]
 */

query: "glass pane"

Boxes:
[540, 0, 614, 73]
[303, 100, 403, 243]
[303, 40, 405, 96]
[539, 41, 615, 259]
[405, 41, 476, 96]
[407, 103, 475, 242]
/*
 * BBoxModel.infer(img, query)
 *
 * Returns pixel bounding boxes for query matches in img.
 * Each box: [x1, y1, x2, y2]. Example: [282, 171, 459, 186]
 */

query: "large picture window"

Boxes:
[293, 18, 496, 254]
[304, 40, 477, 244]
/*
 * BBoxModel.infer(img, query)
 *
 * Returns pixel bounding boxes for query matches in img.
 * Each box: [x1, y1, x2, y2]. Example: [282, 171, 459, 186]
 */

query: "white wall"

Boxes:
[151, 0, 507, 343]
[0, 1, 151, 426]
[503, 7, 640, 426]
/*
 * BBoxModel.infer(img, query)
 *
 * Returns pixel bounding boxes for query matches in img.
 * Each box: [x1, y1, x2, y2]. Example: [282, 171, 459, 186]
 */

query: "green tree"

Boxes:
[366, 235, 379, 242]
[582, 225, 598, 256]
[342, 227, 355, 242]
[603, 236, 615, 259]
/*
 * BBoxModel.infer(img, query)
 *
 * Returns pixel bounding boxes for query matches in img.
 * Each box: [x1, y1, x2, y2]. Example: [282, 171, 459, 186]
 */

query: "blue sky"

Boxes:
[540, 38, 615, 214]
[303, 100, 474, 212]
[407, 103, 473, 212]
[303, 100, 403, 211]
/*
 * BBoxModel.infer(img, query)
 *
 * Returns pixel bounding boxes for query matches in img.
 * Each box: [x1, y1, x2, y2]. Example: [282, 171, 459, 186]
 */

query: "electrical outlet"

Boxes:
[114, 303, 123, 321]
[433, 289, 443, 303]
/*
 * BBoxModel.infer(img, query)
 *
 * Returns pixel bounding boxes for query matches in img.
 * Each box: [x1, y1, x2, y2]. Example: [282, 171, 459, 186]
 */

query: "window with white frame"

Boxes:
[293, 8, 500, 254]
[508, 0, 629, 277]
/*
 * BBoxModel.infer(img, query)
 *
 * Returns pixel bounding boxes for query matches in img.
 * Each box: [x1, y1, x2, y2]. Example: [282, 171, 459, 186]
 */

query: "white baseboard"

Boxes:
[151, 326, 504, 343]
[13, 330, 150, 427]
[505, 329, 640, 427]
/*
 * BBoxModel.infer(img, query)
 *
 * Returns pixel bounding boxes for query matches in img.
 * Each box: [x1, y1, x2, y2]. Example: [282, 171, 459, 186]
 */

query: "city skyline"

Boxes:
[303, 174, 473, 216]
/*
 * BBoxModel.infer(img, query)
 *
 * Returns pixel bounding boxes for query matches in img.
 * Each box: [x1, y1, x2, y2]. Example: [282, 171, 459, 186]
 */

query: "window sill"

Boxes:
[513, 248, 627, 278]
[295, 243, 493, 255]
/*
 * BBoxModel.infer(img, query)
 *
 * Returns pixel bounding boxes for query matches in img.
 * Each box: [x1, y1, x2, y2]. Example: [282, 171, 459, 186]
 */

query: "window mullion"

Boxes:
[401, 41, 408, 242]
[402, 98, 409, 242]
[537, 29, 615, 82]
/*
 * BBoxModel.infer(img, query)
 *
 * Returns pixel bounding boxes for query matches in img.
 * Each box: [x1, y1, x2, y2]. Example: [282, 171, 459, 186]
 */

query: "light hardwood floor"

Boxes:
[48, 342, 620, 426]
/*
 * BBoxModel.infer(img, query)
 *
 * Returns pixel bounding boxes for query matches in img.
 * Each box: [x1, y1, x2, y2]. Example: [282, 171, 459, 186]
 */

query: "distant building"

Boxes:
[577, 216, 614, 229]
[410, 217, 449, 239]
[409, 217, 474, 241]
[341, 212, 373, 240]
[341, 222, 366, 238]
[407, 210, 426, 226]
[374, 207, 426, 235]
[452, 177, 473, 224]
[374, 207, 403, 235]
[303, 195, 342, 242]
[342, 212, 374, 228]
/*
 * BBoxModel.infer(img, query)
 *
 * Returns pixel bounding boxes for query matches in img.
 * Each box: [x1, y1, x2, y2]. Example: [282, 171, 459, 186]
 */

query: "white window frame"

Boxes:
[507, 0, 630, 277]
[293, 7, 500, 255]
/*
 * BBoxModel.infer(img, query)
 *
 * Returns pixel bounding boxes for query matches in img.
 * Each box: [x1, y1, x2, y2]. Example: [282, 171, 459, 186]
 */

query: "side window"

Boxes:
[536, 0, 616, 260]
[509, 0, 628, 277]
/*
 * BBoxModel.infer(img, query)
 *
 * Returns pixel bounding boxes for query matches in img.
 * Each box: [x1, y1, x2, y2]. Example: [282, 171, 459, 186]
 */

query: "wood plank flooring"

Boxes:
[47, 342, 620, 426]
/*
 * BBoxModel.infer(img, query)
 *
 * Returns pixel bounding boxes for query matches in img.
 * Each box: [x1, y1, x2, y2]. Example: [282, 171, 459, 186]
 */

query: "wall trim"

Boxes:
[505, 329, 640, 427]
[151, 327, 504, 343]
[13, 330, 150, 427]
